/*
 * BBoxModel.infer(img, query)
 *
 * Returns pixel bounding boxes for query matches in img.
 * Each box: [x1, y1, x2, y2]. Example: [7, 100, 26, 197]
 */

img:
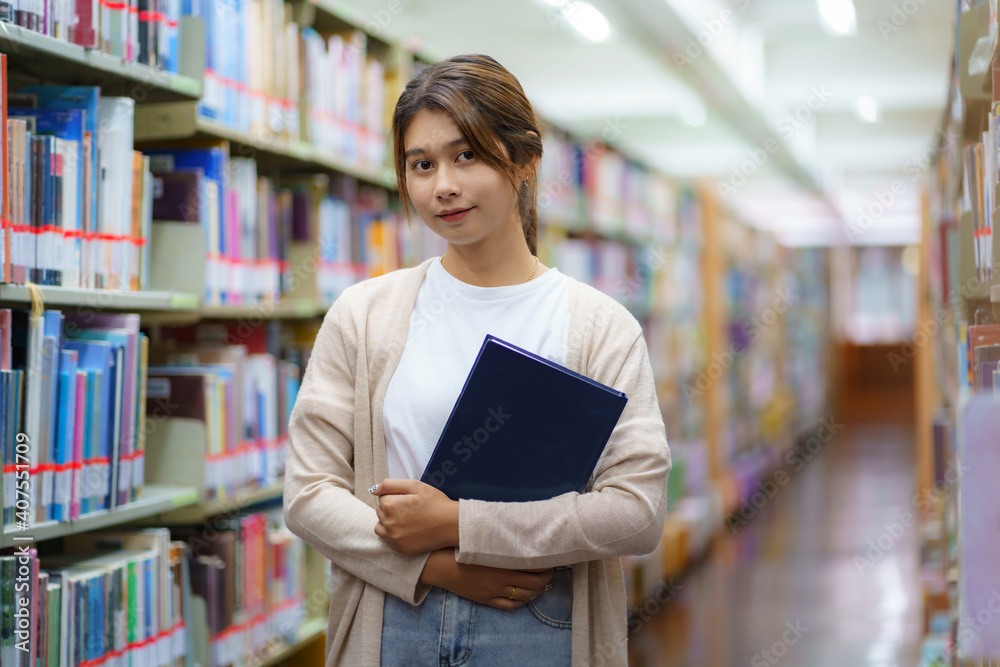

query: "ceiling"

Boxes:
[335, 0, 957, 247]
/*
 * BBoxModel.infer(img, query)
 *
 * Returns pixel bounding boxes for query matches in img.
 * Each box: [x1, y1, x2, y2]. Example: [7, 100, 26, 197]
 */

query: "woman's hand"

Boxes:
[372, 479, 460, 555]
[420, 549, 554, 610]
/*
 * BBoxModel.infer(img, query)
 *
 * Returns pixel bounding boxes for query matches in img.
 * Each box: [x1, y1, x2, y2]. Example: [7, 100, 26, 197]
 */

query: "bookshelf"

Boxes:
[0, 483, 198, 548]
[133, 103, 397, 189]
[0, 284, 200, 310]
[0, 22, 204, 102]
[135, 484, 284, 525]
[916, 3, 1000, 664]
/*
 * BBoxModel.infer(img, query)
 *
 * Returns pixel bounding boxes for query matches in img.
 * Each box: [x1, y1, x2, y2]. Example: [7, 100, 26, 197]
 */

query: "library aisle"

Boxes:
[628, 384, 923, 666]
[0, 0, 994, 665]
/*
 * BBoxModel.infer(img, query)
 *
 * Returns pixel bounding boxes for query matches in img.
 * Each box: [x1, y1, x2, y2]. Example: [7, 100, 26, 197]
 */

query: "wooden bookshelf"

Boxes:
[0, 22, 203, 102]
[0, 483, 199, 548]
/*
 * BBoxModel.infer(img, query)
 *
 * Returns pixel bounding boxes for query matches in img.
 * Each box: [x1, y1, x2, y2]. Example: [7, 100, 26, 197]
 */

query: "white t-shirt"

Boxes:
[383, 257, 571, 481]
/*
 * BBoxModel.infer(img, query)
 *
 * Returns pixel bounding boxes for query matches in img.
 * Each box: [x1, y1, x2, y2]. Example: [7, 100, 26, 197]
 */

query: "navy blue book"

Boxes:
[420, 334, 628, 502]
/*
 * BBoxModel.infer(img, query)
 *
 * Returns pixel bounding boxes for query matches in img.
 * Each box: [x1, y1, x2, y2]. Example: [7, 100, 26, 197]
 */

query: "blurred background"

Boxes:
[0, 0, 990, 665]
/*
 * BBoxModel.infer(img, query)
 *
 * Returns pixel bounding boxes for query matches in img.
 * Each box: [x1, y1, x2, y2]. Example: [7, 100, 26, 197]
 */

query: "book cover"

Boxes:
[71, 369, 87, 519]
[63, 335, 121, 512]
[46, 580, 60, 667]
[153, 169, 205, 224]
[420, 334, 628, 502]
[54, 348, 78, 521]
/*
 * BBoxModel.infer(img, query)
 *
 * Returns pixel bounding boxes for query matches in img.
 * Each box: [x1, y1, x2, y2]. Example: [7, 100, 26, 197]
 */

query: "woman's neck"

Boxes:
[441, 244, 546, 287]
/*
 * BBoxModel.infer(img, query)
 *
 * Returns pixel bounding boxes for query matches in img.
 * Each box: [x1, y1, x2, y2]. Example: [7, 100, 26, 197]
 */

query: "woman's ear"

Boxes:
[523, 130, 541, 181]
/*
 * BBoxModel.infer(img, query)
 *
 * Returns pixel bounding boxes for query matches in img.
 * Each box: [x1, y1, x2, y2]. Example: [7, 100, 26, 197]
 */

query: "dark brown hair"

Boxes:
[391, 54, 544, 255]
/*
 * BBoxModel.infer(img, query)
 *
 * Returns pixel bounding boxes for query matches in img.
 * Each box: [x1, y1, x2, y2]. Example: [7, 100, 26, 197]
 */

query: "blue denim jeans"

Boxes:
[380, 567, 573, 666]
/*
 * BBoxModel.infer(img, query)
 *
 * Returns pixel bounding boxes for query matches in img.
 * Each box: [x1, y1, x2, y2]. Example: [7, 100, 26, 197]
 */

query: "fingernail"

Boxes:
[368, 484, 379, 494]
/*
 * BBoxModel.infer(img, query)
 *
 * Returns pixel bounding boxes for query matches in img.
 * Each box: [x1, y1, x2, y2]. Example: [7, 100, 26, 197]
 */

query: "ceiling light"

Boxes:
[816, 0, 857, 36]
[562, 2, 612, 43]
[680, 102, 706, 127]
[856, 95, 880, 123]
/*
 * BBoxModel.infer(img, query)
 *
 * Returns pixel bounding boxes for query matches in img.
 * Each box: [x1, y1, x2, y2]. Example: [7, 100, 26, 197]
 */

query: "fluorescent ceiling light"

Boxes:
[855, 95, 880, 122]
[562, 2, 612, 43]
[816, 0, 857, 36]
[680, 102, 706, 127]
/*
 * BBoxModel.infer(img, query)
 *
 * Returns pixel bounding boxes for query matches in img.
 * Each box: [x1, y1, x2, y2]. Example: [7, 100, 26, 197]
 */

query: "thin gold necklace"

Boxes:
[441, 253, 540, 283]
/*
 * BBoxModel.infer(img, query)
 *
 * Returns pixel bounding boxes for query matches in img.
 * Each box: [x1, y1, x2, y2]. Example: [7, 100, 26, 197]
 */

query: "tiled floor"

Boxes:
[628, 389, 922, 666]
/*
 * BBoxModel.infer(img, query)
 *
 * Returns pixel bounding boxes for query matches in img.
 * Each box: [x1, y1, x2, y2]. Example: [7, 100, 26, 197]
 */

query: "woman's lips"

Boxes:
[439, 207, 473, 222]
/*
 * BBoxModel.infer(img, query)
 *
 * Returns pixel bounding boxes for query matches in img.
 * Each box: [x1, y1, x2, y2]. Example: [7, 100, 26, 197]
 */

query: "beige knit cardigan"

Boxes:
[283, 257, 671, 666]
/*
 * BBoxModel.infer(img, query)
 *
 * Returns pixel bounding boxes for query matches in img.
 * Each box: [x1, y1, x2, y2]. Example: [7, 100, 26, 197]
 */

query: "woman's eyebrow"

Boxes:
[404, 137, 469, 159]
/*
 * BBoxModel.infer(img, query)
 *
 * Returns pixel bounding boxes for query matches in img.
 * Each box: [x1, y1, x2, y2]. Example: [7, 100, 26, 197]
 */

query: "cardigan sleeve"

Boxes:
[283, 296, 433, 605]
[453, 327, 671, 570]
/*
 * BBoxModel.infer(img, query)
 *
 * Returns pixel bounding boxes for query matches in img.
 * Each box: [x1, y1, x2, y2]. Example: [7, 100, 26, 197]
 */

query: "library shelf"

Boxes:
[0, 25, 201, 102]
[0, 284, 200, 311]
[252, 616, 327, 667]
[135, 483, 285, 525]
[197, 298, 328, 320]
[0, 483, 200, 548]
[134, 103, 397, 190]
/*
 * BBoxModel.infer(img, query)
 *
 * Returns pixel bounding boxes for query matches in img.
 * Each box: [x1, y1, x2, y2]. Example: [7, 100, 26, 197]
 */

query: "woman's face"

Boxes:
[403, 109, 520, 250]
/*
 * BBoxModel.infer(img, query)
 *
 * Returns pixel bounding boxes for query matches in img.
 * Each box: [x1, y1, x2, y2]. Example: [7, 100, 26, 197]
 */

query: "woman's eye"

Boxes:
[412, 160, 432, 171]
[458, 150, 474, 161]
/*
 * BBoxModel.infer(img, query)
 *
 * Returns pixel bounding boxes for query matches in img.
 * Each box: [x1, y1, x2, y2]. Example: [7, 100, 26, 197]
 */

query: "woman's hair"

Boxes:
[391, 54, 544, 255]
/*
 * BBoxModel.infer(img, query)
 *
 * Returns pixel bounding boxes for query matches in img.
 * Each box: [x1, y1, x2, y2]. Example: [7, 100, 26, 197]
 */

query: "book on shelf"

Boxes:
[0, 529, 187, 667]
[0, 518, 314, 667]
[300, 27, 386, 169]
[144, 327, 300, 501]
[283, 174, 358, 305]
[968, 322, 1000, 391]
[167, 511, 306, 667]
[0, 306, 149, 530]
[2, 83, 155, 290]
[143, 148, 380, 306]
[0, 0, 183, 72]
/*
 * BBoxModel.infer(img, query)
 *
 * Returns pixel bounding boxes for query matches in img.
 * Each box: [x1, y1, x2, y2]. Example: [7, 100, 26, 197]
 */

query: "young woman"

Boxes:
[284, 54, 671, 666]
